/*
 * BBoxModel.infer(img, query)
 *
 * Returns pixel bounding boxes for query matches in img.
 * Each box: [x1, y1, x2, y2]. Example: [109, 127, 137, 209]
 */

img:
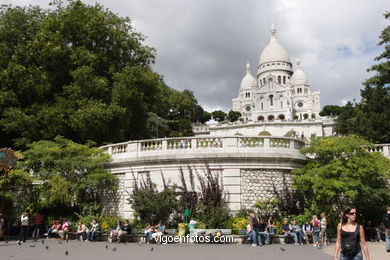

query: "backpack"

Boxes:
[341, 224, 360, 256]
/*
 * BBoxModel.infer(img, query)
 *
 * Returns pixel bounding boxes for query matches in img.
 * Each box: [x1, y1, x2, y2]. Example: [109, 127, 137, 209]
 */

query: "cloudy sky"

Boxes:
[7, 0, 389, 111]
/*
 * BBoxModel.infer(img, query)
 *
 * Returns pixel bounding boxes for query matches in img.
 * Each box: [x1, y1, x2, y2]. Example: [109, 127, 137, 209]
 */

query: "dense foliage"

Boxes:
[12, 136, 117, 218]
[293, 135, 390, 225]
[0, 1, 207, 149]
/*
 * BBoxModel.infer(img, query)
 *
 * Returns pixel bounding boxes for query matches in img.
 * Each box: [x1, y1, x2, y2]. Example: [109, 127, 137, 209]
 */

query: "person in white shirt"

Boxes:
[320, 213, 327, 246]
[58, 218, 70, 240]
[18, 209, 30, 243]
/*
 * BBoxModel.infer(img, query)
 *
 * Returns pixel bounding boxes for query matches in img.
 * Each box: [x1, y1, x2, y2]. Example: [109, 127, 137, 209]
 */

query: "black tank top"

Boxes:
[341, 224, 361, 256]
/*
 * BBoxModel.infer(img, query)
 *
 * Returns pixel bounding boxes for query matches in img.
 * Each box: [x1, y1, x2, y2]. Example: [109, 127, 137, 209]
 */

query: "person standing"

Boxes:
[383, 206, 390, 252]
[18, 209, 30, 244]
[31, 211, 44, 241]
[320, 212, 327, 246]
[312, 215, 321, 247]
[333, 206, 371, 260]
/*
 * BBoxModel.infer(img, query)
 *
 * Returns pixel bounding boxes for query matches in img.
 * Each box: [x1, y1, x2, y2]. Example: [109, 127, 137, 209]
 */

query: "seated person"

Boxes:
[267, 216, 275, 235]
[290, 220, 304, 245]
[302, 221, 313, 244]
[44, 220, 62, 238]
[108, 220, 122, 243]
[76, 221, 87, 241]
[281, 219, 298, 244]
[118, 220, 131, 242]
[257, 218, 270, 245]
[58, 218, 70, 240]
[246, 220, 253, 243]
[144, 223, 154, 244]
[86, 219, 100, 242]
[151, 221, 165, 244]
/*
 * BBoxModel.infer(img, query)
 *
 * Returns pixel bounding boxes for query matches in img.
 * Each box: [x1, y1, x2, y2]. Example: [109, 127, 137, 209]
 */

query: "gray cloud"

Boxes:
[8, 0, 389, 111]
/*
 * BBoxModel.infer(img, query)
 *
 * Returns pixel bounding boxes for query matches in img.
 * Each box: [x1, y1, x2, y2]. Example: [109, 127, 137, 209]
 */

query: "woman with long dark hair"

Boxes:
[333, 206, 371, 260]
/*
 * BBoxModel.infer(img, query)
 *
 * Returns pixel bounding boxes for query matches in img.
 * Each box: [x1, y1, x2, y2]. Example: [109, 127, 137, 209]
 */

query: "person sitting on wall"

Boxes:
[76, 221, 87, 241]
[108, 220, 122, 243]
[58, 218, 70, 240]
[151, 221, 165, 244]
[257, 218, 270, 245]
[302, 220, 313, 244]
[44, 220, 62, 238]
[86, 219, 100, 242]
[246, 217, 253, 243]
[118, 220, 131, 242]
[144, 223, 154, 244]
[291, 220, 305, 245]
[282, 218, 298, 244]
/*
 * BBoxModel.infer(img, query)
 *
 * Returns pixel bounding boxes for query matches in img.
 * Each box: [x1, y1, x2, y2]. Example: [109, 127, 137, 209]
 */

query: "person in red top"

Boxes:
[58, 218, 70, 240]
[44, 220, 62, 238]
[32, 211, 44, 241]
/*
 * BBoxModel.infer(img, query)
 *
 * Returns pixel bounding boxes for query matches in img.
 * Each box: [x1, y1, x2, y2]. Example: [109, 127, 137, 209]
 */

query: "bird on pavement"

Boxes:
[65, 250, 68, 255]
[105, 245, 108, 249]
[45, 246, 49, 250]
[151, 247, 153, 252]
[29, 245, 35, 248]
[112, 247, 116, 252]
[41, 240, 44, 244]
[280, 247, 285, 251]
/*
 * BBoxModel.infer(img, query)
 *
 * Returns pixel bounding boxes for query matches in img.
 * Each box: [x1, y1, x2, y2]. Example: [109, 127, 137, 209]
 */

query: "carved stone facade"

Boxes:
[241, 169, 292, 208]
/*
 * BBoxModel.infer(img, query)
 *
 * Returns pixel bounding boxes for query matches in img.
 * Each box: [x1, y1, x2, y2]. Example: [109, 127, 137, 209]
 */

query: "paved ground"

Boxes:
[0, 239, 333, 260]
[322, 241, 389, 259]
[1, 240, 387, 259]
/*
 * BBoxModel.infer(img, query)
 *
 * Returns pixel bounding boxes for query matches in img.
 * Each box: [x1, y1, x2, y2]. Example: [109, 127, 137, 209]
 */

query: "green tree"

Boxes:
[129, 173, 179, 225]
[293, 135, 390, 225]
[0, 2, 204, 148]
[202, 111, 212, 123]
[319, 105, 343, 117]
[227, 110, 242, 122]
[17, 136, 117, 215]
[211, 110, 227, 122]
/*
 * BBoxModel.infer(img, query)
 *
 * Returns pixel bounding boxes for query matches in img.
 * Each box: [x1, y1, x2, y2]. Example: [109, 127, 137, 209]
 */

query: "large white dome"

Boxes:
[259, 24, 291, 65]
[240, 63, 256, 90]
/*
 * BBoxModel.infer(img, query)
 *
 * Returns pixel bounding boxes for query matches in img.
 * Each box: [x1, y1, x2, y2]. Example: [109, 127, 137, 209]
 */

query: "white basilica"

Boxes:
[233, 24, 321, 122]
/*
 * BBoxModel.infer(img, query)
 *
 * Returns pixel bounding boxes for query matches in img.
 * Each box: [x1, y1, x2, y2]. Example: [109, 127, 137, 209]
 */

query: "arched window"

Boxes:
[283, 76, 286, 84]
[268, 115, 275, 121]
[269, 95, 274, 106]
[258, 116, 264, 121]
[278, 75, 281, 84]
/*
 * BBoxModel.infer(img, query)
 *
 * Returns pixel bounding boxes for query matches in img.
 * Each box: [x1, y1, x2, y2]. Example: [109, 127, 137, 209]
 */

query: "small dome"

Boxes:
[259, 24, 291, 65]
[240, 63, 256, 90]
[291, 58, 308, 85]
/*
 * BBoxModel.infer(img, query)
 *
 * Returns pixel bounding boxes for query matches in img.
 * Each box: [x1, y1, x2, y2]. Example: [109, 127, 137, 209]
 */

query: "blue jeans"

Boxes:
[313, 230, 320, 243]
[86, 231, 99, 241]
[294, 231, 304, 243]
[386, 229, 390, 250]
[340, 252, 362, 260]
[284, 232, 297, 243]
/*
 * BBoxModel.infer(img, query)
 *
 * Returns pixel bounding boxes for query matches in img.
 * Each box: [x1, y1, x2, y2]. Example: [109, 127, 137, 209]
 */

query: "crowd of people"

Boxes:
[0, 206, 389, 259]
[246, 212, 329, 247]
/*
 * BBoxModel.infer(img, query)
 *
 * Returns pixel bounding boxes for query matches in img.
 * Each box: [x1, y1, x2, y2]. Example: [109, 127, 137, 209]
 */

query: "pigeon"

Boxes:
[17, 241, 21, 245]
[45, 245, 49, 250]
[105, 245, 108, 249]
[150, 247, 153, 252]
[66, 237, 69, 243]
[65, 250, 68, 256]
[112, 247, 116, 252]
[280, 247, 285, 251]
[41, 240, 44, 244]
[29, 244, 35, 248]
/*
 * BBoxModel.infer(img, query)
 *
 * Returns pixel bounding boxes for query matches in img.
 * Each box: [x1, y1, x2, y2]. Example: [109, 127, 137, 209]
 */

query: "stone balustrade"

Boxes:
[101, 136, 306, 162]
[369, 144, 390, 159]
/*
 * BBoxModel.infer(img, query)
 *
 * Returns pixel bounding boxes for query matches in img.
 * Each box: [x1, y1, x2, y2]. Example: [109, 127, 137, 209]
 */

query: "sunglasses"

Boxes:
[348, 212, 357, 215]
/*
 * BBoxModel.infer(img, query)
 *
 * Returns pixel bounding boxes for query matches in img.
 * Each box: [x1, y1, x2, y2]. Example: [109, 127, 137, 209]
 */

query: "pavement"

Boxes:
[322, 241, 389, 259]
[0, 239, 388, 259]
